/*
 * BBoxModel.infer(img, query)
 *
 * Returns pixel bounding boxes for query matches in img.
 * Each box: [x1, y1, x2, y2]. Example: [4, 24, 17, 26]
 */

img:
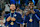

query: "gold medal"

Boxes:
[10, 22, 14, 25]
[29, 19, 33, 22]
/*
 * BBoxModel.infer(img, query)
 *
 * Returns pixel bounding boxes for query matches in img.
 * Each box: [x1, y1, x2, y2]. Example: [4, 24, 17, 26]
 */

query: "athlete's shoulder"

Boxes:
[34, 9, 39, 11]
[34, 9, 39, 12]
[6, 13, 10, 16]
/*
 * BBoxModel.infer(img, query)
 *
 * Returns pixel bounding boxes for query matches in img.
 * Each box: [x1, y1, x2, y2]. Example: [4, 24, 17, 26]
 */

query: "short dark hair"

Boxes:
[28, 1, 33, 4]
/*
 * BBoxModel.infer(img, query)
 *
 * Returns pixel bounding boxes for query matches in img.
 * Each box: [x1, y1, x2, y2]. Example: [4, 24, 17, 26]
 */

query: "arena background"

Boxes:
[0, 0, 40, 27]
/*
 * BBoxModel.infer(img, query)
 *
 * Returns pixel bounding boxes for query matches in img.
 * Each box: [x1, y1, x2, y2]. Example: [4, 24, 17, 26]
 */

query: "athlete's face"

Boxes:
[28, 3, 34, 9]
[10, 4, 16, 11]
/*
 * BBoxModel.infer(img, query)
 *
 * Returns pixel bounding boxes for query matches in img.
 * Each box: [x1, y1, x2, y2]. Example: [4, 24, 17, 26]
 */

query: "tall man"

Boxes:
[5, 4, 23, 27]
[25, 1, 40, 27]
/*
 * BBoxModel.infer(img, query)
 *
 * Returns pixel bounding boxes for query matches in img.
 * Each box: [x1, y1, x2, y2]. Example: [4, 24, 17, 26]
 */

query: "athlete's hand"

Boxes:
[7, 16, 11, 22]
[31, 10, 35, 14]
[11, 17, 16, 21]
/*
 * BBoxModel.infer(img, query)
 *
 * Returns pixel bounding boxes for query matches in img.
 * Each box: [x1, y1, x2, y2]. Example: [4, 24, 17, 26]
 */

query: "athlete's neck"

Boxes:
[11, 10, 15, 13]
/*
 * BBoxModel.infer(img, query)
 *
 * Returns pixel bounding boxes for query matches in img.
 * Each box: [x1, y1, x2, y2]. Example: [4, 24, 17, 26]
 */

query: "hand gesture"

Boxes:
[11, 17, 16, 21]
[31, 10, 35, 14]
[7, 16, 11, 22]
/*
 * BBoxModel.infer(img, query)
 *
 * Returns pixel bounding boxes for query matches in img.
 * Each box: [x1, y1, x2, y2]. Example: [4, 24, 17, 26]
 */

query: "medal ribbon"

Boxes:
[10, 11, 15, 17]
[29, 14, 32, 19]
[10, 11, 16, 26]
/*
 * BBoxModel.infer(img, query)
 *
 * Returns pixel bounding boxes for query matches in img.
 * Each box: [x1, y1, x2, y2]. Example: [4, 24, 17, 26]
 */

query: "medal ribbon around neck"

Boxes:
[29, 14, 33, 22]
[10, 11, 16, 25]
[10, 11, 16, 17]
[29, 14, 32, 19]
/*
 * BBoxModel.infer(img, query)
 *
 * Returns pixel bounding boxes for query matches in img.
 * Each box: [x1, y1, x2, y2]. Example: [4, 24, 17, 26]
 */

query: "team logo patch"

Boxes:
[14, 14, 17, 17]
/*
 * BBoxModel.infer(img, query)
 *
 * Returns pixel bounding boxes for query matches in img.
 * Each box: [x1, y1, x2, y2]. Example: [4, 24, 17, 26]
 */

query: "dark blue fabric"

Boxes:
[25, 15, 34, 27]
[0, 8, 2, 10]
[5, 12, 23, 27]
[25, 9, 40, 27]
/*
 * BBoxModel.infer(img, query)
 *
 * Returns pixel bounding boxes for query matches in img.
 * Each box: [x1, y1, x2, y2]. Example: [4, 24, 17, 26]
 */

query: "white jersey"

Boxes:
[5, 4, 10, 12]
[0, 19, 5, 27]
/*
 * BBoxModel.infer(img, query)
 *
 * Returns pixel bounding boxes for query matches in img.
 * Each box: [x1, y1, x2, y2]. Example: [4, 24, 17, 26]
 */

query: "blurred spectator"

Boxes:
[25, 0, 29, 5]
[37, 0, 40, 12]
[2, 11, 6, 17]
[4, 2, 10, 14]
[38, 8, 40, 10]
[16, 6, 24, 27]
[23, 6, 30, 27]
[5, 0, 10, 4]
[24, 6, 30, 14]
[37, 0, 40, 9]
[20, 24, 24, 27]
[0, 8, 2, 11]
[0, 8, 2, 17]
[0, 0, 6, 10]
[16, 7, 23, 15]
[39, 21, 40, 27]
[38, 9, 40, 27]
[20, 4, 25, 11]
[0, 16, 5, 27]
[34, 6, 37, 9]
[38, 8, 40, 27]
[39, 9, 40, 12]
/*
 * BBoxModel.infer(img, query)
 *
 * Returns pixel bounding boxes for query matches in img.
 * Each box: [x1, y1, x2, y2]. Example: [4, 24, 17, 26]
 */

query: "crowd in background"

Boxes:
[0, 0, 40, 27]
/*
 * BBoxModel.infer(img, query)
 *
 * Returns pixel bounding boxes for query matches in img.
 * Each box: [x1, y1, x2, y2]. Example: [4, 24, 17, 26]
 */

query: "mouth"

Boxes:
[12, 9, 15, 11]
